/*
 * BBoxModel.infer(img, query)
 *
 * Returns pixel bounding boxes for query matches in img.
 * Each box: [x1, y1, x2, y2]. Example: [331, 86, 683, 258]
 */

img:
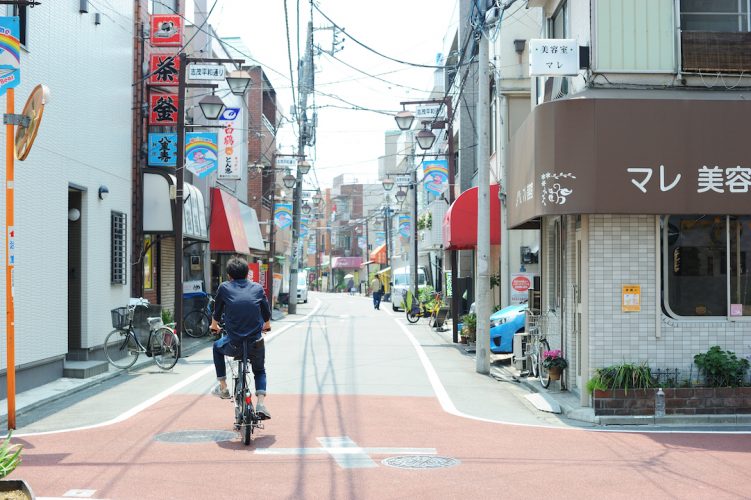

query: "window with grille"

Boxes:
[681, 0, 750, 32]
[111, 211, 127, 285]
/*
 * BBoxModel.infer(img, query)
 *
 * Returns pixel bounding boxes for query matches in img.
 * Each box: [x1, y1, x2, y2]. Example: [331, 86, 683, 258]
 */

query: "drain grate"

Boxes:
[381, 455, 460, 469]
[154, 430, 237, 444]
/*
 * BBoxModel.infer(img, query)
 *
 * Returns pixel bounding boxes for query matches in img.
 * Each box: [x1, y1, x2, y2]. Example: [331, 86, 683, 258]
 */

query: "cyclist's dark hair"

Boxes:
[226, 256, 249, 280]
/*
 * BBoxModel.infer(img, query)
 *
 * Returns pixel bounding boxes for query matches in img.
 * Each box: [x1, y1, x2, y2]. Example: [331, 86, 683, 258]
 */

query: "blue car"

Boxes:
[489, 304, 526, 354]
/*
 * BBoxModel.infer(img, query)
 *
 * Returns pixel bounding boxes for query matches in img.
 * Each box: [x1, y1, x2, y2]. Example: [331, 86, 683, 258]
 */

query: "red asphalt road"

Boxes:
[14, 392, 751, 499]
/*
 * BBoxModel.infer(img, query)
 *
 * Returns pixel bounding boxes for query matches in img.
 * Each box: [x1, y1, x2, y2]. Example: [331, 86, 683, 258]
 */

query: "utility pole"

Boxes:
[289, 21, 314, 314]
[475, 22, 491, 374]
[411, 164, 418, 299]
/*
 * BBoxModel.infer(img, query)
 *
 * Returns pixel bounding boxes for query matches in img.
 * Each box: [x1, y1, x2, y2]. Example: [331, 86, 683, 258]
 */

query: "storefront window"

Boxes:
[664, 215, 751, 318]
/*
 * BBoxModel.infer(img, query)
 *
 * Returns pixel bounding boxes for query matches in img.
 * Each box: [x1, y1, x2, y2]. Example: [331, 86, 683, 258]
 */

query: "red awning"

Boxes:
[210, 187, 250, 254]
[369, 244, 387, 264]
[442, 184, 501, 250]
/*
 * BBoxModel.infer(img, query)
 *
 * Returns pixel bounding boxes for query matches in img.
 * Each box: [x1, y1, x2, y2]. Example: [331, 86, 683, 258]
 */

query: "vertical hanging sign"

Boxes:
[0, 17, 20, 98]
[423, 159, 448, 195]
[148, 54, 180, 86]
[184, 132, 218, 178]
[218, 109, 241, 180]
[150, 15, 182, 47]
[149, 93, 178, 125]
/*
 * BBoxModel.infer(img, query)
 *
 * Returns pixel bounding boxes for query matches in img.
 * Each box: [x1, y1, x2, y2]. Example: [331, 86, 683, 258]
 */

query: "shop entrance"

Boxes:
[68, 188, 83, 354]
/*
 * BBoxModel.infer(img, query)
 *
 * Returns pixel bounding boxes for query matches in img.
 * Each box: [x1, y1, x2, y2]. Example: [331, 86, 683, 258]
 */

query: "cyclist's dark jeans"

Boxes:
[373, 290, 382, 309]
[213, 336, 266, 395]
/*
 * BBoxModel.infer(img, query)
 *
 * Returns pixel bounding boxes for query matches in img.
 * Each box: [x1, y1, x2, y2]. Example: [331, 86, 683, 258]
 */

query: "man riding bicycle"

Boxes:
[210, 256, 272, 419]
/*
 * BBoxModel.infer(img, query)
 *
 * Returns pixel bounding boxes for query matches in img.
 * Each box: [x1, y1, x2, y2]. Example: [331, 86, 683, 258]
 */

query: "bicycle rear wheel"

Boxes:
[240, 367, 253, 445]
[104, 329, 139, 369]
[538, 339, 552, 388]
[152, 327, 179, 370]
[406, 308, 420, 323]
[183, 309, 210, 338]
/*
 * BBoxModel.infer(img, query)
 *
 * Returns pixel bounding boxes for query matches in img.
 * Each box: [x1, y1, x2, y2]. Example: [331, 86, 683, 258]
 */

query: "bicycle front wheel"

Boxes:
[527, 337, 540, 378]
[406, 308, 420, 323]
[152, 327, 179, 370]
[538, 339, 551, 388]
[104, 329, 139, 369]
[183, 310, 210, 338]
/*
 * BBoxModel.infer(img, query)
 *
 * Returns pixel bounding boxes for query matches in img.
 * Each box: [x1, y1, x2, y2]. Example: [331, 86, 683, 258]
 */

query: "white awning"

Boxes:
[238, 202, 267, 252]
[142, 171, 208, 240]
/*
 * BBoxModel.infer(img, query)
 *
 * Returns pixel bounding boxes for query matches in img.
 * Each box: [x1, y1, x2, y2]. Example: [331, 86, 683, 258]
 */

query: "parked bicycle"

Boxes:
[104, 298, 179, 370]
[225, 334, 268, 445]
[523, 310, 552, 388]
[183, 292, 215, 339]
[404, 290, 444, 325]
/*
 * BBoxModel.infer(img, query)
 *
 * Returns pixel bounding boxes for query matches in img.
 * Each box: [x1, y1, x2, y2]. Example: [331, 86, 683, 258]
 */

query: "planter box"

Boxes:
[593, 387, 751, 416]
[0, 479, 35, 499]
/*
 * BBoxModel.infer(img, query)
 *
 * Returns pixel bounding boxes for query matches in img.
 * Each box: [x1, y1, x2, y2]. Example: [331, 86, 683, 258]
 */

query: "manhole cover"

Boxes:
[154, 430, 237, 443]
[381, 455, 460, 469]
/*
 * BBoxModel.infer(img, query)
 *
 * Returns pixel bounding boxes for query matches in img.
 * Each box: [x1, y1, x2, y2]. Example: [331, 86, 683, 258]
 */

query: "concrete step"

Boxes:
[63, 360, 110, 379]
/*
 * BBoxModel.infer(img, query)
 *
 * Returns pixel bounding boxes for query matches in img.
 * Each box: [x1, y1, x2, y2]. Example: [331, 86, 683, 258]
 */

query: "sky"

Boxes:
[210, 0, 459, 192]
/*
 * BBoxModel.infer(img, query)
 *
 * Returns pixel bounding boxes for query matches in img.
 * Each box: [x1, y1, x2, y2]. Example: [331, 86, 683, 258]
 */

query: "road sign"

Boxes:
[187, 64, 226, 81]
[395, 175, 411, 187]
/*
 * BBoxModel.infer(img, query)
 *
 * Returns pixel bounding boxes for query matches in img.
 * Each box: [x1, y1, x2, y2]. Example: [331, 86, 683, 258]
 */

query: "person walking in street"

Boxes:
[370, 275, 382, 310]
[347, 277, 355, 295]
[210, 256, 272, 419]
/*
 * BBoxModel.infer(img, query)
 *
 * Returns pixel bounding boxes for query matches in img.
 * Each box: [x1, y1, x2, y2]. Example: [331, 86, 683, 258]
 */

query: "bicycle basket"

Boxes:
[111, 307, 131, 329]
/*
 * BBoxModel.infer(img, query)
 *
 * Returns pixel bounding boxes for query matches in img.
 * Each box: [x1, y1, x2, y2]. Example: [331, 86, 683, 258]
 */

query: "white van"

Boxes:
[296, 274, 308, 304]
[391, 266, 428, 311]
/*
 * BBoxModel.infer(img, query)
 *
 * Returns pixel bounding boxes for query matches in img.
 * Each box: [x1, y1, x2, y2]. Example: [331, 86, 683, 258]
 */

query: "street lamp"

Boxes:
[302, 201, 311, 215]
[415, 124, 437, 150]
[312, 191, 322, 206]
[394, 107, 415, 131]
[395, 189, 407, 204]
[282, 173, 297, 189]
[226, 69, 252, 95]
[198, 94, 225, 120]
[382, 178, 395, 192]
[298, 160, 311, 175]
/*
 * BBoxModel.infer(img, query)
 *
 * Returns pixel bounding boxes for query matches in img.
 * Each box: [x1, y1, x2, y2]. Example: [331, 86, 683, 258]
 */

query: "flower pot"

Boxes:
[548, 366, 563, 381]
[0, 479, 35, 499]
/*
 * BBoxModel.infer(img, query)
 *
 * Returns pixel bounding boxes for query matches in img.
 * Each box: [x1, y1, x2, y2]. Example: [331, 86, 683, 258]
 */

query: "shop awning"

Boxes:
[442, 184, 500, 250]
[369, 243, 387, 264]
[361, 260, 376, 267]
[376, 267, 391, 275]
[238, 202, 266, 252]
[142, 170, 208, 241]
[331, 256, 363, 269]
[210, 187, 249, 254]
[507, 89, 751, 228]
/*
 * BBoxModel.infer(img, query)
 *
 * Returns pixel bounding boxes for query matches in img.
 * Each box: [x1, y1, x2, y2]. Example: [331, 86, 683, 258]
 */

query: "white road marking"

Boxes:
[254, 436, 435, 469]
[63, 490, 97, 498]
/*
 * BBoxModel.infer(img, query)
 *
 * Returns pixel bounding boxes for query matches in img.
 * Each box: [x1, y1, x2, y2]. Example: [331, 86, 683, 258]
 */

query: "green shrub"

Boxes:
[586, 362, 655, 394]
[0, 432, 21, 479]
[693, 346, 750, 387]
[161, 308, 173, 325]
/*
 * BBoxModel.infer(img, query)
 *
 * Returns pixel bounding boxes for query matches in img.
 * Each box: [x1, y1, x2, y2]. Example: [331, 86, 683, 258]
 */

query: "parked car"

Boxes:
[296, 275, 308, 304]
[391, 266, 428, 311]
[489, 303, 526, 354]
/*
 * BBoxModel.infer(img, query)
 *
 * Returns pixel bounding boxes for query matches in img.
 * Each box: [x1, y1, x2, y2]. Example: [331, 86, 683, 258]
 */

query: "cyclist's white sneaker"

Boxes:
[256, 402, 271, 419]
[212, 385, 231, 399]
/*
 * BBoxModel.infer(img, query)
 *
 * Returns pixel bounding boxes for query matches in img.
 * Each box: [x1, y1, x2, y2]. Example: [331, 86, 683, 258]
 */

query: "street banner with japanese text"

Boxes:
[247, 262, 261, 283]
[148, 133, 177, 166]
[149, 93, 178, 125]
[0, 17, 21, 98]
[299, 216, 309, 237]
[398, 214, 411, 240]
[218, 109, 241, 180]
[274, 203, 293, 229]
[375, 231, 385, 246]
[184, 132, 218, 178]
[150, 15, 182, 47]
[423, 159, 448, 195]
[307, 239, 316, 255]
[148, 54, 179, 86]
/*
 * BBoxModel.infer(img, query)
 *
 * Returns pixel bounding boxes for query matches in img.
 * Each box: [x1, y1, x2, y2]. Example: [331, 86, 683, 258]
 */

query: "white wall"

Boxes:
[0, 2, 134, 364]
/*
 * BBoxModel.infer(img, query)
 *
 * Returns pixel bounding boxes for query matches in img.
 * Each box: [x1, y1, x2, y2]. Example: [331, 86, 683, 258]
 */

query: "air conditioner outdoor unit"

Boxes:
[513, 333, 529, 371]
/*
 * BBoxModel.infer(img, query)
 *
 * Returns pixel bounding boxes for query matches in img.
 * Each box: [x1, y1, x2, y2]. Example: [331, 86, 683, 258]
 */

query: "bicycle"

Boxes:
[183, 292, 215, 339]
[405, 290, 443, 324]
[225, 335, 268, 445]
[524, 310, 552, 388]
[104, 298, 180, 370]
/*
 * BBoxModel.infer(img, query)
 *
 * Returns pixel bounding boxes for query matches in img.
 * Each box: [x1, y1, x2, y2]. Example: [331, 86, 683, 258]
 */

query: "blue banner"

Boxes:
[423, 159, 448, 195]
[0, 17, 21, 98]
[274, 203, 293, 229]
[185, 132, 218, 178]
[398, 214, 411, 240]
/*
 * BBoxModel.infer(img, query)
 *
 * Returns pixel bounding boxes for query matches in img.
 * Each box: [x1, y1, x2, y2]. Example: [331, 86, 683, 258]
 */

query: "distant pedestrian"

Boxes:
[347, 277, 355, 295]
[370, 276, 382, 310]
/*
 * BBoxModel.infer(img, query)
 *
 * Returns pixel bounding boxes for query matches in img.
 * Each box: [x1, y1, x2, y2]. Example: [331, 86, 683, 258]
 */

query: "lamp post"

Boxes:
[174, 53, 247, 354]
[395, 97, 457, 342]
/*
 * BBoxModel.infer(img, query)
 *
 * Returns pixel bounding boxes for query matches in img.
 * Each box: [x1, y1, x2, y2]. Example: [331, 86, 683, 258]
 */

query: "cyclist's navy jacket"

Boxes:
[213, 279, 271, 345]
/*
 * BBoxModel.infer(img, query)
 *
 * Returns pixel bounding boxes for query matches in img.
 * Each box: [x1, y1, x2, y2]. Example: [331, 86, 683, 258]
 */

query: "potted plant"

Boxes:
[461, 313, 477, 343]
[542, 349, 568, 380]
[0, 432, 33, 499]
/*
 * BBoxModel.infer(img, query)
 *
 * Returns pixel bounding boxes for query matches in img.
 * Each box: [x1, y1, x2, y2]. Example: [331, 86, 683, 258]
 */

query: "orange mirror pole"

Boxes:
[6, 87, 16, 430]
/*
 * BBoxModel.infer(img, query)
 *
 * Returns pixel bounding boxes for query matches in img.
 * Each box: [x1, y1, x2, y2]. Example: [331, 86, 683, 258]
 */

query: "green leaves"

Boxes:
[586, 362, 655, 394]
[694, 346, 750, 388]
[0, 432, 22, 479]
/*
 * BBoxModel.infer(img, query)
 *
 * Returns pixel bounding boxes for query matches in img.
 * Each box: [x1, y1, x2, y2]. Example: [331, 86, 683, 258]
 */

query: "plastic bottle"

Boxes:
[655, 387, 666, 417]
